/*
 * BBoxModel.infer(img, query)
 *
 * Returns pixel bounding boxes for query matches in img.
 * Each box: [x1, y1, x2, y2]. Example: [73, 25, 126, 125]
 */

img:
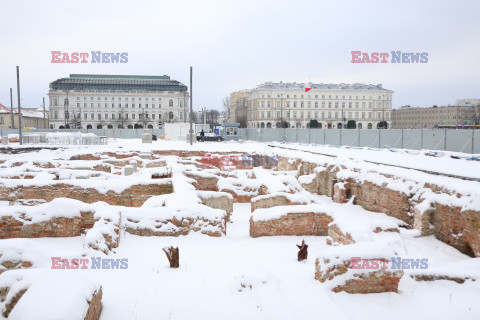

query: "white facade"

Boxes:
[246, 82, 393, 129]
[48, 75, 189, 129]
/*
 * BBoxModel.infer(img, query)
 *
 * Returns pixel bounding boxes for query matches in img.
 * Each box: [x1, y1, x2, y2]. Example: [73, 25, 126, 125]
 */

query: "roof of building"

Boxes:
[50, 74, 187, 92]
[253, 81, 392, 92]
[0, 104, 48, 118]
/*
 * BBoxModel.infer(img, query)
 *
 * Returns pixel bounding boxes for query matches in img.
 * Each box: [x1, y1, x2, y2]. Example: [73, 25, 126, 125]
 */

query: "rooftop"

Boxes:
[50, 74, 187, 92]
[254, 81, 392, 92]
[0, 104, 47, 118]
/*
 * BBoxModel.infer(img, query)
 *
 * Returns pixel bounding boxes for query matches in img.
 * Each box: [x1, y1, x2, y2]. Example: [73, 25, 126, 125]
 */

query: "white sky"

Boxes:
[0, 0, 479, 111]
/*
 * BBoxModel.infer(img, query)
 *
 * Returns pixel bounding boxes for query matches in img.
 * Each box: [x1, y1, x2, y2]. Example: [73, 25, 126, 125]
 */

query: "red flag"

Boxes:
[304, 84, 311, 92]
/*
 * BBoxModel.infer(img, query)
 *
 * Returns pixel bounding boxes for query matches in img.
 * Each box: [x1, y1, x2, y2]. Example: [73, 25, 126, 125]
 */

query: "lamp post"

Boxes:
[189, 66, 193, 145]
[16, 66, 23, 144]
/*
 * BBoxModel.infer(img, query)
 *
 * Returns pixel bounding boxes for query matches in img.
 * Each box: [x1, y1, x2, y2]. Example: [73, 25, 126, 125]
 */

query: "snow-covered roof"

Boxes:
[0, 104, 48, 118]
[253, 82, 392, 92]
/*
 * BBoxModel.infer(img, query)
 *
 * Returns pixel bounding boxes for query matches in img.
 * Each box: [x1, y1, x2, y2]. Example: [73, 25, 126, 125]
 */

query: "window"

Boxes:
[169, 100, 173, 107]
[112, 114, 115, 120]
[84, 113, 87, 119]
[132, 114, 135, 120]
[152, 114, 156, 119]
[105, 114, 108, 120]
[77, 103, 80, 107]
[98, 114, 101, 120]
[91, 113, 94, 119]
[226, 127, 237, 136]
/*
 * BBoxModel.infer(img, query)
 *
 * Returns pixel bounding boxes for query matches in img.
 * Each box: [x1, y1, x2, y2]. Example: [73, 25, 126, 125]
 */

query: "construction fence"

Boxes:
[237, 128, 480, 154]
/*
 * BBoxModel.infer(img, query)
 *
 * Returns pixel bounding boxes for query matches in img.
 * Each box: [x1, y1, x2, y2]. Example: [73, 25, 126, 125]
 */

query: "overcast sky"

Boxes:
[1, 0, 479, 111]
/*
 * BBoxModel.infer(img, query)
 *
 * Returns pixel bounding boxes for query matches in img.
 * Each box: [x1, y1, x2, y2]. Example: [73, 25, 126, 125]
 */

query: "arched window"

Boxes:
[97, 125, 102, 129]
[266, 122, 271, 128]
[148, 124, 153, 129]
[107, 124, 113, 129]
[86, 124, 92, 129]
[127, 124, 133, 129]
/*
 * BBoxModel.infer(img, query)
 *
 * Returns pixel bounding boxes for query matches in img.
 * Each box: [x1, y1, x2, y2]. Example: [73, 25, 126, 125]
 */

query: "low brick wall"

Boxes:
[0, 181, 173, 207]
[185, 172, 219, 191]
[251, 193, 309, 212]
[2, 289, 27, 318]
[84, 287, 103, 320]
[410, 274, 475, 284]
[0, 211, 95, 239]
[315, 258, 403, 293]
[250, 211, 333, 237]
[125, 216, 226, 237]
[327, 223, 355, 245]
[429, 204, 480, 257]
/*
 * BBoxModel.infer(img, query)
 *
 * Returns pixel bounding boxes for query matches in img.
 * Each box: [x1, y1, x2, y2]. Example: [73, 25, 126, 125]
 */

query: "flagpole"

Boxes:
[16, 66, 23, 145]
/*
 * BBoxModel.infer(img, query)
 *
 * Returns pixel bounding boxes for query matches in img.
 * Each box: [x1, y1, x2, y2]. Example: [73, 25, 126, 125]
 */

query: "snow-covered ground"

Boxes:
[1, 202, 480, 320]
[1, 139, 480, 319]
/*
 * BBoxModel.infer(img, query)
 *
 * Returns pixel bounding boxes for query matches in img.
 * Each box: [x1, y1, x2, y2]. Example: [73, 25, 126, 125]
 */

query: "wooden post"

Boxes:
[163, 246, 179, 268]
[297, 240, 308, 261]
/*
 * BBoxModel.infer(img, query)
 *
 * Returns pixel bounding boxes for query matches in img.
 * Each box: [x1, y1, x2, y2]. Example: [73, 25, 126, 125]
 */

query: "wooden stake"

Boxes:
[297, 240, 308, 261]
[163, 246, 179, 268]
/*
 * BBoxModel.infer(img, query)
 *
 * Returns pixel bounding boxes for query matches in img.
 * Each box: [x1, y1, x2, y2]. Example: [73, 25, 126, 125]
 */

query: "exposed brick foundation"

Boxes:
[315, 258, 403, 293]
[0, 181, 173, 207]
[84, 287, 103, 320]
[250, 212, 333, 237]
[0, 210, 95, 239]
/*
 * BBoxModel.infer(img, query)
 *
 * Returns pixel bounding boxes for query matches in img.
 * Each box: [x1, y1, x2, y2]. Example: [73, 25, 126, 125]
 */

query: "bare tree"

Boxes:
[223, 96, 230, 120]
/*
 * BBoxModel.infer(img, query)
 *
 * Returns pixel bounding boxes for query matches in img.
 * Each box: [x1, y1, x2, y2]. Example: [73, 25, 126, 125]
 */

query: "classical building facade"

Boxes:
[392, 104, 480, 129]
[0, 104, 48, 129]
[242, 82, 393, 129]
[229, 91, 248, 123]
[48, 74, 189, 129]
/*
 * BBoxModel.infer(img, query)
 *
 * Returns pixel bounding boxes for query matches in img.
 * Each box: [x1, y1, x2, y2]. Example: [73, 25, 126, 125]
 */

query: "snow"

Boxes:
[0, 198, 92, 223]
[0, 139, 480, 320]
[8, 272, 101, 320]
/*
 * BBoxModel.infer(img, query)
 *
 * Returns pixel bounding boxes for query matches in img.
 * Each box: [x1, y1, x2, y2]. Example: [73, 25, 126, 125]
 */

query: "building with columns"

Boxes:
[48, 74, 189, 129]
[240, 82, 393, 129]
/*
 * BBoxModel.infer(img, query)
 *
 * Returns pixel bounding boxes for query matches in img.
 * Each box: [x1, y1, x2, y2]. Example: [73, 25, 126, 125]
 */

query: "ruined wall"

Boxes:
[0, 211, 95, 239]
[0, 181, 173, 207]
[250, 212, 333, 237]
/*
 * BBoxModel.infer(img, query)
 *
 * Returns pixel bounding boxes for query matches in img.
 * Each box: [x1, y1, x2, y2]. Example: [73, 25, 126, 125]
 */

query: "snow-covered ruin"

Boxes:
[0, 140, 479, 319]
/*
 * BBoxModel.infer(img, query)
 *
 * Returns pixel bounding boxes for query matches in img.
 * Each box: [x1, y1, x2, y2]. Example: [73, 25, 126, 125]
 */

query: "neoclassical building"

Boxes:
[48, 74, 189, 129]
[242, 82, 393, 129]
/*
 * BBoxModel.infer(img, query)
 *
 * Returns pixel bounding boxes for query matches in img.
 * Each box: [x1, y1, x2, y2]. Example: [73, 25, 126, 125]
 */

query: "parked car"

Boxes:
[197, 132, 223, 142]
[152, 134, 157, 141]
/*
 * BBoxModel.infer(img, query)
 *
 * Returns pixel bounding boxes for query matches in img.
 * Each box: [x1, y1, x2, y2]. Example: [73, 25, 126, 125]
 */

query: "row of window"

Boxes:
[52, 98, 186, 107]
[254, 101, 388, 109]
[71, 101, 183, 108]
[255, 111, 391, 120]
[257, 94, 387, 100]
[52, 111, 183, 120]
